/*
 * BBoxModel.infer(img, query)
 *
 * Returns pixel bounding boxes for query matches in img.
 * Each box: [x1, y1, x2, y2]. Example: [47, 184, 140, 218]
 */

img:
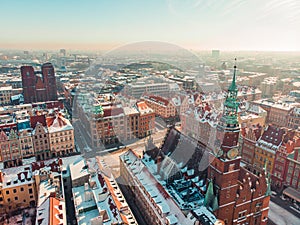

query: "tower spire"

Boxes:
[215, 58, 240, 159]
[221, 58, 239, 125]
[229, 58, 237, 92]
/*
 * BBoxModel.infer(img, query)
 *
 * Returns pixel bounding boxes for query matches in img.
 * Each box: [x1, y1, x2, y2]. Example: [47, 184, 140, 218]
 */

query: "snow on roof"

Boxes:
[123, 106, 139, 115]
[36, 197, 66, 225]
[36, 197, 50, 225]
[37, 179, 57, 207]
[69, 158, 89, 181]
[120, 150, 217, 224]
[166, 214, 179, 225]
[47, 114, 73, 133]
[72, 157, 137, 225]
[1, 164, 33, 188]
[61, 155, 83, 177]
[136, 101, 154, 115]
[253, 99, 299, 111]
[193, 206, 218, 225]
[143, 95, 170, 107]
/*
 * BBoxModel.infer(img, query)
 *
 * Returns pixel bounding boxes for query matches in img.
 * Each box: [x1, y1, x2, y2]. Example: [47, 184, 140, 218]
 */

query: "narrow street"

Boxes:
[268, 200, 300, 225]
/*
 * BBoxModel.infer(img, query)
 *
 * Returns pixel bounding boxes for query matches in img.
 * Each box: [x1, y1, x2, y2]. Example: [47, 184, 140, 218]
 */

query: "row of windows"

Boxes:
[50, 131, 72, 137]
[4, 187, 32, 195]
[4, 195, 34, 202]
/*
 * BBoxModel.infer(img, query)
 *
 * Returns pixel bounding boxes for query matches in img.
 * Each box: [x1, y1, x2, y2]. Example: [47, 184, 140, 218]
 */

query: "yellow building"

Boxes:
[0, 165, 37, 214]
[47, 113, 74, 157]
[142, 95, 177, 119]
[254, 126, 285, 173]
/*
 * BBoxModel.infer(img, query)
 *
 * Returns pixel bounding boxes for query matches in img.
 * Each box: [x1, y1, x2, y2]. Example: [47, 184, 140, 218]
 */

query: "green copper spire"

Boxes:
[265, 173, 272, 196]
[222, 58, 239, 125]
[229, 58, 237, 92]
[211, 195, 219, 211]
[204, 180, 214, 207]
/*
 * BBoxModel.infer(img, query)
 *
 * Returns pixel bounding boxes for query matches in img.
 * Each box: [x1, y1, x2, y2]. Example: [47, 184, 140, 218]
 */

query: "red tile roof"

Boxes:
[103, 107, 124, 117]
[30, 115, 47, 128]
[145, 95, 170, 106]
[46, 115, 68, 127]
[50, 197, 63, 225]
[260, 125, 285, 146]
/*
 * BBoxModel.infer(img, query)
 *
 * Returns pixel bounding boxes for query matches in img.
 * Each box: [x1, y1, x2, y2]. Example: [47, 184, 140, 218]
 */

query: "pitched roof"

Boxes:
[143, 95, 170, 106]
[36, 196, 66, 225]
[46, 114, 73, 133]
[260, 125, 285, 147]
[30, 115, 47, 128]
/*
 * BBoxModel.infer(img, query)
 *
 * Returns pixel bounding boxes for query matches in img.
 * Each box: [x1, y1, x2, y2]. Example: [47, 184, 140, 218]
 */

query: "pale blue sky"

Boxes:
[0, 0, 300, 51]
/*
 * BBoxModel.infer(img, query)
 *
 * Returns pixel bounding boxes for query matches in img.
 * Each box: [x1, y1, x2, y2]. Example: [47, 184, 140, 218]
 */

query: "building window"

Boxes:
[21, 187, 24, 191]
[6, 190, 9, 195]
[15, 196, 18, 201]
[13, 189, 17, 193]
[29, 188, 33, 194]
[228, 163, 235, 172]
[238, 210, 247, 220]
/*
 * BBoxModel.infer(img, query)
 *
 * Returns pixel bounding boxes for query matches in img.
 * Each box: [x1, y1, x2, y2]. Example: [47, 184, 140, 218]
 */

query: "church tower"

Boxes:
[206, 59, 241, 225]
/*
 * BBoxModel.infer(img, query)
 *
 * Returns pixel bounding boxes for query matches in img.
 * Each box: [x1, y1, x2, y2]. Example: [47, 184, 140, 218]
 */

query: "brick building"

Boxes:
[0, 129, 22, 168]
[207, 64, 270, 225]
[240, 124, 263, 165]
[120, 62, 270, 225]
[287, 107, 300, 131]
[142, 95, 177, 119]
[21, 63, 58, 103]
[135, 101, 155, 138]
[272, 131, 300, 191]
[252, 99, 300, 128]
[241, 124, 300, 192]
[253, 126, 286, 173]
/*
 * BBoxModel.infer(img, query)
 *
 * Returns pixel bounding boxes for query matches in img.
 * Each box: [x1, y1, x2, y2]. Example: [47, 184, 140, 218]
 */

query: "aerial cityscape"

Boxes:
[0, 1, 300, 225]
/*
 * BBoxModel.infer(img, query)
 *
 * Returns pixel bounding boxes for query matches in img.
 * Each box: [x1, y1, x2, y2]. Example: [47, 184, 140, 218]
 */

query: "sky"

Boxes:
[0, 0, 300, 51]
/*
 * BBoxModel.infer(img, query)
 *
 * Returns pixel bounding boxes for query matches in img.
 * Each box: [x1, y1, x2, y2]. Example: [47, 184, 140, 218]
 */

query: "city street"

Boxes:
[74, 120, 300, 225]
[75, 123, 167, 176]
[268, 194, 300, 225]
[268, 200, 300, 225]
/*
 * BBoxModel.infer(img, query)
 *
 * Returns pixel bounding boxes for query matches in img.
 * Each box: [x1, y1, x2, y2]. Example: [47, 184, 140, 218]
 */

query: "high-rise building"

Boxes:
[21, 63, 58, 103]
[59, 49, 66, 57]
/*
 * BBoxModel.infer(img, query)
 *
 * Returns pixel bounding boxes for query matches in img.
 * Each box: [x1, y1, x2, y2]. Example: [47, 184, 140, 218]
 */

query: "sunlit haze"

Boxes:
[1, 0, 300, 51]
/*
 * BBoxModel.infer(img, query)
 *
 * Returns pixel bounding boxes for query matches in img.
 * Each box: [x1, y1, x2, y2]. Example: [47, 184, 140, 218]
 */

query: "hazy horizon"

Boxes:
[1, 0, 300, 51]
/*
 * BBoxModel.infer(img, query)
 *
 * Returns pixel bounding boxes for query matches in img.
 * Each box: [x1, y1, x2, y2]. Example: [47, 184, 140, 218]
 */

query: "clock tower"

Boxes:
[215, 58, 240, 157]
[206, 59, 241, 225]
